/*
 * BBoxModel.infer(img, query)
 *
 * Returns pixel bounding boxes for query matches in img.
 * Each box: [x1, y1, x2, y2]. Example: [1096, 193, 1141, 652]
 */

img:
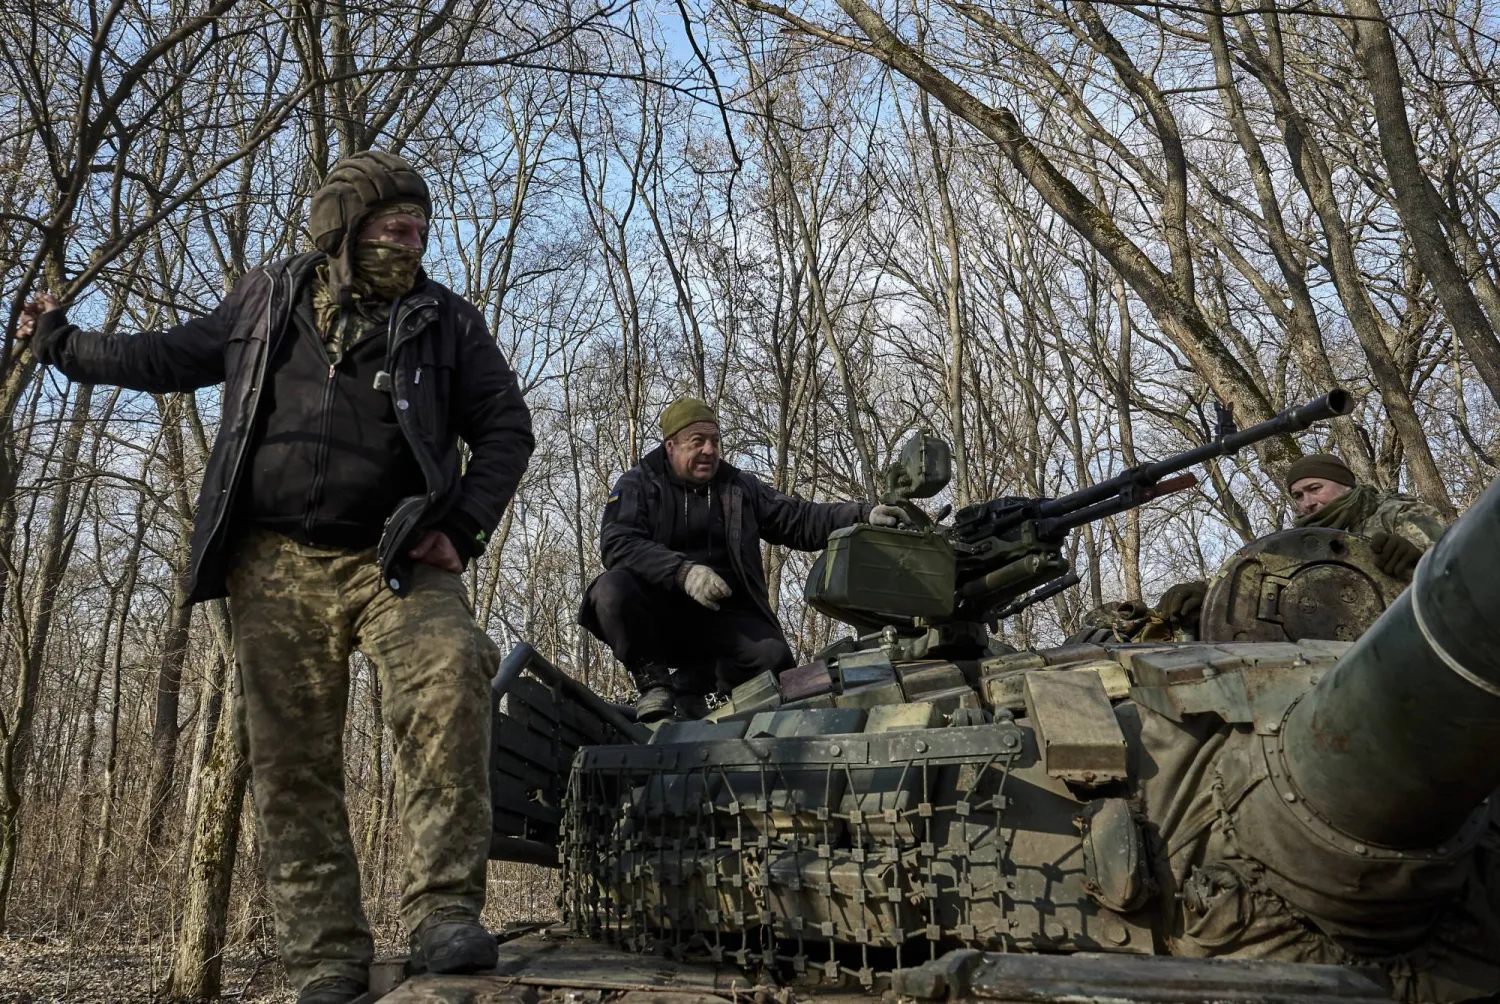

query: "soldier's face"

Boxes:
[1290, 477, 1351, 516]
[358, 212, 427, 249]
[666, 423, 721, 486]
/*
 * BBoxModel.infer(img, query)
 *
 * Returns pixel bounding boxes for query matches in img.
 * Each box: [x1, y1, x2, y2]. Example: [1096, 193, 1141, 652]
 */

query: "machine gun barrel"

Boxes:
[988, 390, 1351, 541]
[991, 571, 1082, 621]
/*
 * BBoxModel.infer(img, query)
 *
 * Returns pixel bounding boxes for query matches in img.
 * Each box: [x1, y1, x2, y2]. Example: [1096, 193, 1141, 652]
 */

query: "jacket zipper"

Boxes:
[302, 351, 341, 543]
[307, 296, 420, 544]
[379, 295, 451, 569]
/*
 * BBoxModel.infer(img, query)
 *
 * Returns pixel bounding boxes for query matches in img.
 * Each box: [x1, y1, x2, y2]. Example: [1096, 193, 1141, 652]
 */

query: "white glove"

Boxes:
[867, 504, 909, 527]
[682, 563, 732, 610]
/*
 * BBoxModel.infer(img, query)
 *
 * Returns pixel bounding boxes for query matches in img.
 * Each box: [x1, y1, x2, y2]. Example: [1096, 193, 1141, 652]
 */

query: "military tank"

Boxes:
[394, 389, 1500, 1004]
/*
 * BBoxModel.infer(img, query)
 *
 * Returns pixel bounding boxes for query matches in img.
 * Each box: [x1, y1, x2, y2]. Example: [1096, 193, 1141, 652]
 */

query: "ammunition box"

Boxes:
[806, 525, 956, 624]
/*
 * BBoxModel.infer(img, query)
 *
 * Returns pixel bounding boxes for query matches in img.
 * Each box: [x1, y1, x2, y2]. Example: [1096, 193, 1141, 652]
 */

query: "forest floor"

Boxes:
[0, 869, 557, 1001]
[0, 937, 296, 1003]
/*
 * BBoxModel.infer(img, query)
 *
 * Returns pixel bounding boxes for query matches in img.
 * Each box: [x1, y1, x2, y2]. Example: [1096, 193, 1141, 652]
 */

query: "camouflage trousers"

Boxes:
[227, 528, 500, 989]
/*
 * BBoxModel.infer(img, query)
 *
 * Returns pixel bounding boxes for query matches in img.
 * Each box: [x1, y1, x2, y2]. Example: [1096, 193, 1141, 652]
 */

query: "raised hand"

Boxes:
[15, 293, 60, 341]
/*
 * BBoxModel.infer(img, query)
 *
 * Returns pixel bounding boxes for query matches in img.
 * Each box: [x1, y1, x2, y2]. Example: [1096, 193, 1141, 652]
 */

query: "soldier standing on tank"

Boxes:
[15, 152, 534, 1004]
[579, 397, 908, 722]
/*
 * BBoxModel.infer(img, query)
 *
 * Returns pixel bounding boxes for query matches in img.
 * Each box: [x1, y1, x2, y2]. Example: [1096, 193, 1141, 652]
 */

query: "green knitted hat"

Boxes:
[1284, 453, 1356, 490]
[660, 397, 718, 440]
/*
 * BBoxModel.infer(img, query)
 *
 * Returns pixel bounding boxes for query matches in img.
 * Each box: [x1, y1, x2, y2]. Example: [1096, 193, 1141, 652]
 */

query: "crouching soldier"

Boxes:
[18, 151, 534, 1004]
[579, 398, 906, 721]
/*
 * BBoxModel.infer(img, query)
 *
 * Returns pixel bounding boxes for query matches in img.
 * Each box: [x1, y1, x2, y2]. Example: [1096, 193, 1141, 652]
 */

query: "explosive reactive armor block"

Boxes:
[558, 709, 1157, 988]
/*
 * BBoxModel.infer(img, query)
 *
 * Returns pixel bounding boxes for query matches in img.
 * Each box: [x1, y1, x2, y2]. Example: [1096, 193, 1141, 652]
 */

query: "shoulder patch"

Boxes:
[606, 492, 621, 506]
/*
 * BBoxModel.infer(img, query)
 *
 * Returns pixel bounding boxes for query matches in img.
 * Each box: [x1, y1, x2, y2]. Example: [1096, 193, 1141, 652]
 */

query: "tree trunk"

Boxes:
[91, 494, 150, 895]
[1205, 6, 1371, 478]
[1114, 279, 1143, 601]
[1342, 0, 1500, 407]
[145, 398, 197, 849]
[917, 92, 971, 507]
[167, 680, 249, 1000]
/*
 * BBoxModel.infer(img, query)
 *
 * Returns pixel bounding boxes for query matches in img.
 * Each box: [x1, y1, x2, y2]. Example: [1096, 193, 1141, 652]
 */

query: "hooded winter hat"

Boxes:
[309, 150, 432, 306]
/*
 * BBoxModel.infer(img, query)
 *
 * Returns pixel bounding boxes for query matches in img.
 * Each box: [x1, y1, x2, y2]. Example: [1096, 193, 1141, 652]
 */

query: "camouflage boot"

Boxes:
[630, 663, 676, 723]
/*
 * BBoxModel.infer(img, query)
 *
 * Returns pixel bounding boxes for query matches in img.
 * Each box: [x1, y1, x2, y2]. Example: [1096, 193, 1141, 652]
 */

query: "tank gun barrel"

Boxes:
[1283, 471, 1500, 848]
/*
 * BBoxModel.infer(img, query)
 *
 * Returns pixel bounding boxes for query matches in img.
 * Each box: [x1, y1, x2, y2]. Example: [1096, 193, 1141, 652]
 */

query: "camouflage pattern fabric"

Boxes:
[1352, 490, 1448, 550]
[309, 240, 423, 352]
[227, 528, 499, 989]
[1293, 484, 1447, 549]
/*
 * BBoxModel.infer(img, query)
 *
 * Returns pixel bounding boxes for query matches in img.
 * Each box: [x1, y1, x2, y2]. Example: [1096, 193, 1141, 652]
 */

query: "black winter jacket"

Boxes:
[583, 446, 869, 629]
[31, 252, 534, 604]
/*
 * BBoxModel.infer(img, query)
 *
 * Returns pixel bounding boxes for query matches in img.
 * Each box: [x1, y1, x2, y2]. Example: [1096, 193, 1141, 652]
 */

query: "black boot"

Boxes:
[408, 906, 499, 975]
[630, 663, 676, 723]
[298, 976, 367, 1004]
[672, 665, 715, 720]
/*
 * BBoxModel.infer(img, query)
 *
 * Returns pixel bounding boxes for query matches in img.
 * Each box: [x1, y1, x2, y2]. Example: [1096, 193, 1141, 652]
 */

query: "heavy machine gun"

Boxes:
[805, 390, 1353, 641]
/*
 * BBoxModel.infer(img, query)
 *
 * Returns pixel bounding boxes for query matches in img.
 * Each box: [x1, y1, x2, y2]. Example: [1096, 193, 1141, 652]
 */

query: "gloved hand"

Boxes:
[682, 563, 732, 610]
[867, 504, 909, 527]
[1371, 530, 1423, 578]
[1158, 580, 1208, 627]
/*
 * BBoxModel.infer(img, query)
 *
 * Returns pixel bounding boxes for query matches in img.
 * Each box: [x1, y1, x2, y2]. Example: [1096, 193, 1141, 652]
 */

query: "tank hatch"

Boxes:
[1199, 527, 1406, 643]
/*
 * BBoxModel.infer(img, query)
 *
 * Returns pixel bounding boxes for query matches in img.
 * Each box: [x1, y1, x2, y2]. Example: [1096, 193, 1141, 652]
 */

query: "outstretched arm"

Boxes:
[19, 277, 260, 393]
